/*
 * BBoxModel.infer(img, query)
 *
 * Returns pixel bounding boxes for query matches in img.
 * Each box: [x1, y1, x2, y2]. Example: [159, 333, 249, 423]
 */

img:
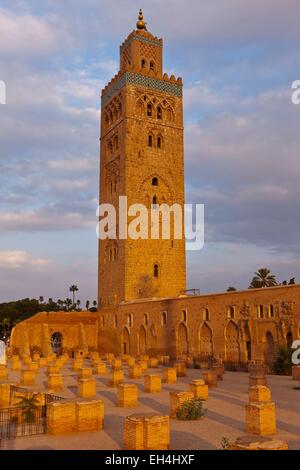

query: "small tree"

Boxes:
[65, 298, 72, 311]
[16, 393, 41, 423]
[85, 300, 90, 311]
[271, 347, 292, 376]
[227, 287, 237, 292]
[176, 399, 204, 420]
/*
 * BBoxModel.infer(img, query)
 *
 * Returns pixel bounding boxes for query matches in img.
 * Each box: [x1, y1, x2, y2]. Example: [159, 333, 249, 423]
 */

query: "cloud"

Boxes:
[0, 0, 300, 301]
[0, 8, 72, 58]
[52, 179, 90, 191]
[185, 86, 300, 254]
[0, 253, 97, 302]
[149, 0, 300, 43]
[0, 250, 48, 268]
[0, 209, 95, 233]
[47, 158, 96, 172]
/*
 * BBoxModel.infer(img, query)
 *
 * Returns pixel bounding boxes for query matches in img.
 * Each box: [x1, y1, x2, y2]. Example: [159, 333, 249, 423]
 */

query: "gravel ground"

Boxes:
[1, 361, 300, 450]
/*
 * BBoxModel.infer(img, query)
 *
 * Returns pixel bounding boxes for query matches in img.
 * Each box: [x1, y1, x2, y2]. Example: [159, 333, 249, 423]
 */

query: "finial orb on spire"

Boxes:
[136, 8, 147, 30]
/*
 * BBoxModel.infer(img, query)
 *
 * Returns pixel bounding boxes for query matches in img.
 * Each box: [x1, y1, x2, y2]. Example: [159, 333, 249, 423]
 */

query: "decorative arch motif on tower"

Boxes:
[137, 172, 174, 203]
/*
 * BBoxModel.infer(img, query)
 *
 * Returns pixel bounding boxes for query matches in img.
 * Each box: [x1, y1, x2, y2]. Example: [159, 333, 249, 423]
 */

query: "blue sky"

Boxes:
[0, 0, 300, 303]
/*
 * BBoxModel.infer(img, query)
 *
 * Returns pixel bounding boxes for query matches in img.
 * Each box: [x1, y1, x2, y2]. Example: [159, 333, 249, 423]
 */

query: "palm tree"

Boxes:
[76, 299, 81, 311]
[249, 268, 277, 289]
[65, 298, 72, 311]
[69, 285, 79, 304]
[86, 300, 90, 311]
[15, 393, 41, 423]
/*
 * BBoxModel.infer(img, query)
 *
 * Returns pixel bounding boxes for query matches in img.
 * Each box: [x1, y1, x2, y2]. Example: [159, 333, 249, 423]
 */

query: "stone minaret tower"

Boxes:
[98, 10, 186, 308]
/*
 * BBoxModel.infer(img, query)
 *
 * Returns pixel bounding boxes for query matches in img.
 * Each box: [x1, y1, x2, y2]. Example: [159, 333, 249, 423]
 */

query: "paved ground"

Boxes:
[1, 360, 300, 450]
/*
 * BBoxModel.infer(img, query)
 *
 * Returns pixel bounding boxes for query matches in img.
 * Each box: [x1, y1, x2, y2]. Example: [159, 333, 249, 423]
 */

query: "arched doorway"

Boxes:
[199, 323, 213, 359]
[139, 326, 147, 355]
[177, 323, 188, 355]
[225, 321, 240, 363]
[51, 332, 63, 354]
[265, 331, 275, 365]
[286, 332, 293, 348]
[243, 323, 252, 361]
[121, 327, 130, 355]
[246, 340, 252, 361]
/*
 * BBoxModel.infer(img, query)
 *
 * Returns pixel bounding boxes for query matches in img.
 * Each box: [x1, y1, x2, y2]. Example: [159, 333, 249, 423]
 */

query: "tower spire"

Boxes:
[136, 8, 147, 30]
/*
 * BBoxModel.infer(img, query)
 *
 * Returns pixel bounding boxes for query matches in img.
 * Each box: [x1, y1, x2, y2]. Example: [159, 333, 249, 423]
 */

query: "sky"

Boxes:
[0, 0, 300, 303]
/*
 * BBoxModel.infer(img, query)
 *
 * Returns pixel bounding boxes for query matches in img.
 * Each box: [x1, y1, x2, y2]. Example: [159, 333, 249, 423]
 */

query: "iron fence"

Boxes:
[0, 386, 65, 439]
[0, 405, 46, 439]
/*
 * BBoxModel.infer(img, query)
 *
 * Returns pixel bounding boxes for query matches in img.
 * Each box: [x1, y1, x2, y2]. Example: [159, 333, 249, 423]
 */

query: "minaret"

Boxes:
[98, 11, 186, 308]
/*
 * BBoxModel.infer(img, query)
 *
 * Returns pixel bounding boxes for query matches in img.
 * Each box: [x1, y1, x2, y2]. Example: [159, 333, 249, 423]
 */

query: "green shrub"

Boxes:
[176, 399, 204, 421]
[15, 393, 41, 424]
[271, 347, 292, 375]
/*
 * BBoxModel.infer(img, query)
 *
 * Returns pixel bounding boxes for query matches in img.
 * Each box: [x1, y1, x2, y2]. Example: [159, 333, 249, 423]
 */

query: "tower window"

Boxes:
[162, 311, 167, 326]
[147, 104, 152, 117]
[141, 59, 146, 69]
[157, 136, 162, 149]
[114, 135, 119, 150]
[182, 310, 187, 322]
[258, 305, 264, 319]
[154, 264, 159, 278]
[148, 135, 153, 147]
[114, 316, 118, 328]
[152, 195, 158, 205]
[203, 308, 210, 321]
[157, 106, 162, 119]
[144, 313, 148, 325]
[150, 61, 155, 71]
[152, 177, 158, 186]
[269, 305, 274, 318]
[227, 306, 235, 319]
